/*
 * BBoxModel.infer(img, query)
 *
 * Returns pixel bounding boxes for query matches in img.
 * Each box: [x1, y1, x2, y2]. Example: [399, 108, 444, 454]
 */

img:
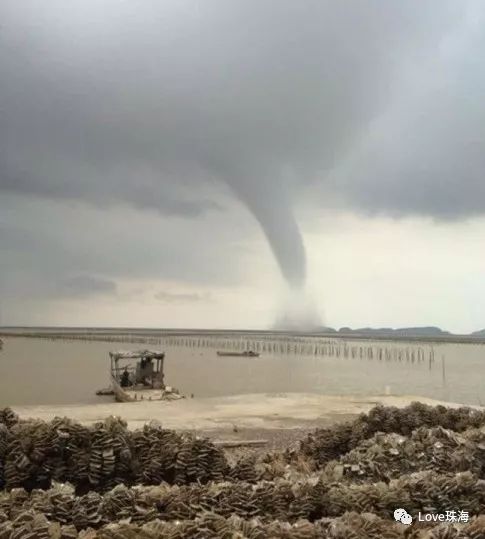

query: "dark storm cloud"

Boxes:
[0, 0, 479, 286]
[1, 177, 220, 217]
[319, 3, 485, 221]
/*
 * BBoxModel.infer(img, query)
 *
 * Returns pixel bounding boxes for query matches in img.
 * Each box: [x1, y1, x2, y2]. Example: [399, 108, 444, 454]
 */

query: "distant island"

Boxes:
[313, 326, 485, 338]
[335, 326, 451, 337]
[321, 326, 450, 337]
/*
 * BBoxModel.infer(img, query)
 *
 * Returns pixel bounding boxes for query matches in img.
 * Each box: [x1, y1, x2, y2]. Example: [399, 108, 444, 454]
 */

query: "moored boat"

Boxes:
[216, 350, 260, 357]
[108, 350, 184, 402]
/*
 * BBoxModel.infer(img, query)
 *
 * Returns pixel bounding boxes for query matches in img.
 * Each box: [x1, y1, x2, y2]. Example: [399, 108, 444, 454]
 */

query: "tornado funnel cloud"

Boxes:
[234, 188, 306, 288]
[231, 183, 322, 329]
[252, 203, 306, 288]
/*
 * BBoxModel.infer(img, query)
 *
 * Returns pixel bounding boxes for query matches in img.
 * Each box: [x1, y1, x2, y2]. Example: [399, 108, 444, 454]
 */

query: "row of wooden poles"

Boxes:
[4, 332, 437, 364]
[161, 336, 435, 363]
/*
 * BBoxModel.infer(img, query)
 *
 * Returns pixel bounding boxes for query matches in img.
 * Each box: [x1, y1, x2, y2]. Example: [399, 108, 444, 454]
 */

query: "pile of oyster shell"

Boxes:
[1, 403, 485, 538]
[0, 412, 228, 492]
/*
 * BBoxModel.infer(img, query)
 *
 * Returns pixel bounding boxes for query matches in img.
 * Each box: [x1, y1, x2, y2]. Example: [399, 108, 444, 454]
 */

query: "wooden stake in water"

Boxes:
[441, 354, 449, 401]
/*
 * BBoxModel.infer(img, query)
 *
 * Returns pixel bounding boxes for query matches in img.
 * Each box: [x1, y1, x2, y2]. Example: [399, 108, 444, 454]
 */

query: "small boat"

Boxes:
[95, 387, 114, 396]
[217, 350, 260, 357]
[107, 350, 184, 402]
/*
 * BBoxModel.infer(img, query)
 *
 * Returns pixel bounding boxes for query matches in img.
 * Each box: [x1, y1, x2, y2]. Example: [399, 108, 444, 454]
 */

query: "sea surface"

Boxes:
[0, 335, 484, 407]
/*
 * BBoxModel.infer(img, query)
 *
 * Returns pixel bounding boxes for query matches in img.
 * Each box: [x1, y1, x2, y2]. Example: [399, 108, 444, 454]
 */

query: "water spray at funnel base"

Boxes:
[273, 288, 322, 331]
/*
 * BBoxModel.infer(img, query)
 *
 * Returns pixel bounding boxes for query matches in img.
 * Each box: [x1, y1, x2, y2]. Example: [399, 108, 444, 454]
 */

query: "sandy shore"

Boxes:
[12, 392, 476, 431]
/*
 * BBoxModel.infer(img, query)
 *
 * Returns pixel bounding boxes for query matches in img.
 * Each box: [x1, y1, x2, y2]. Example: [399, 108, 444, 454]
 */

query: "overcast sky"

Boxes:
[1, 0, 485, 332]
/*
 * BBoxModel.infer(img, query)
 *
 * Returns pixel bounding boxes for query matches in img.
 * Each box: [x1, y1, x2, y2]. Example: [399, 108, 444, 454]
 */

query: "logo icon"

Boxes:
[394, 508, 412, 525]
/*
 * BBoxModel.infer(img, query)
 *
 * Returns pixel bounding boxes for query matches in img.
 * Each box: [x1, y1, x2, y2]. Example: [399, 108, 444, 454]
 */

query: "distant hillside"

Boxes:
[471, 329, 485, 337]
[334, 326, 450, 337]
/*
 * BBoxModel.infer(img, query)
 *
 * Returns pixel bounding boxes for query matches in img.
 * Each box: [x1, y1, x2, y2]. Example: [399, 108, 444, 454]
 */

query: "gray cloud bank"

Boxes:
[59, 275, 117, 298]
[0, 197, 249, 305]
[155, 291, 211, 304]
[1, 1, 484, 290]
